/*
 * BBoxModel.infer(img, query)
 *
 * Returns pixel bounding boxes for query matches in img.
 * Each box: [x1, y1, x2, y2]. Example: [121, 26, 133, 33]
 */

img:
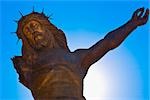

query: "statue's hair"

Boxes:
[16, 12, 69, 63]
[17, 12, 69, 50]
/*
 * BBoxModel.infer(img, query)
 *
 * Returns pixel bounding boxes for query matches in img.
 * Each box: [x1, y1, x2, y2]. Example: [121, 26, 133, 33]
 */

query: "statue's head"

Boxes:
[16, 11, 69, 63]
[17, 12, 69, 51]
[22, 19, 51, 50]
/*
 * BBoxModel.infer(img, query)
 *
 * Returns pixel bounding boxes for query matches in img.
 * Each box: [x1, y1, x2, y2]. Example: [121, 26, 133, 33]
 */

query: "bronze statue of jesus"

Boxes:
[12, 8, 149, 100]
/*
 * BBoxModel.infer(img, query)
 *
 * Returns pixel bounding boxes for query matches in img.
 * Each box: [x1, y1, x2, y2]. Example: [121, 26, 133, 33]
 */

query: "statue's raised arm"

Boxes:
[75, 8, 149, 70]
[12, 7, 149, 99]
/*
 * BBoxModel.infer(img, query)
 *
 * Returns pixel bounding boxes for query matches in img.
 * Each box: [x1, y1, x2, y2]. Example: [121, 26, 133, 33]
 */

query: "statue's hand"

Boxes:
[12, 56, 31, 88]
[131, 7, 149, 26]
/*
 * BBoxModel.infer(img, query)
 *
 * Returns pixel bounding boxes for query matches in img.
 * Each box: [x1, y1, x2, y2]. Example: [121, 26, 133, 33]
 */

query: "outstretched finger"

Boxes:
[140, 8, 150, 25]
[143, 8, 149, 19]
[138, 8, 144, 17]
[134, 7, 144, 16]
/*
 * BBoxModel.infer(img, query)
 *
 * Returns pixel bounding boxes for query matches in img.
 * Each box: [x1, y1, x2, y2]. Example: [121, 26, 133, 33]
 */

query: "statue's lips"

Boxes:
[33, 32, 44, 41]
[35, 35, 43, 41]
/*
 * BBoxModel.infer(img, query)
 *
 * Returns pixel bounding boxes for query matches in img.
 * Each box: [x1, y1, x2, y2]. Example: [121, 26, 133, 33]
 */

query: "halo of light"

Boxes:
[83, 47, 142, 100]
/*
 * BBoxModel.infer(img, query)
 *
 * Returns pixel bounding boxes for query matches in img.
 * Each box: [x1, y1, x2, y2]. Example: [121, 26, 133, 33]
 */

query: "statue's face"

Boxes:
[23, 20, 53, 50]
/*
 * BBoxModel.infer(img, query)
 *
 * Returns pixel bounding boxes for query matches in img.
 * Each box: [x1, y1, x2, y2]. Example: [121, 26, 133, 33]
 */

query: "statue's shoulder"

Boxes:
[11, 56, 24, 68]
[12, 56, 32, 88]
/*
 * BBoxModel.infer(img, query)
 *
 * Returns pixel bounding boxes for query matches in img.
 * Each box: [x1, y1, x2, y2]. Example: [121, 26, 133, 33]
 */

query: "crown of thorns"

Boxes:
[13, 8, 53, 39]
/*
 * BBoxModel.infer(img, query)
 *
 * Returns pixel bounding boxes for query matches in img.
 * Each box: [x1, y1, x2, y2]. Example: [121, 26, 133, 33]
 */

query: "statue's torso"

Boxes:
[27, 49, 86, 100]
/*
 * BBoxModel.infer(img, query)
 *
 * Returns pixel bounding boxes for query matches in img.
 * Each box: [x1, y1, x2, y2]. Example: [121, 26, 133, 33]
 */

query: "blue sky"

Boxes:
[0, 0, 149, 100]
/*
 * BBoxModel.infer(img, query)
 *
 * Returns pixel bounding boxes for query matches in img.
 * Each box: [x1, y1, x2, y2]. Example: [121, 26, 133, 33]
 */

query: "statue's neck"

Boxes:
[23, 47, 69, 65]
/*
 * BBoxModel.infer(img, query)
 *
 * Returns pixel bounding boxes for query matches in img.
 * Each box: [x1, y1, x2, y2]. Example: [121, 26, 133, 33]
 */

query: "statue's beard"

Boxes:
[33, 31, 47, 49]
[32, 30, 56, 50]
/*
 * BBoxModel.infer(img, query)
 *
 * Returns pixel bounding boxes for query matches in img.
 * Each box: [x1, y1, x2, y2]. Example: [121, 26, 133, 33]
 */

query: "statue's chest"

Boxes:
[31, 62, 83, 93]
[29, 50, 86, 89]
[31, 65, 84, 98]
[31, 57, 82, 81]
[36, 51, 77, 66]
[42, 64, 80, 85]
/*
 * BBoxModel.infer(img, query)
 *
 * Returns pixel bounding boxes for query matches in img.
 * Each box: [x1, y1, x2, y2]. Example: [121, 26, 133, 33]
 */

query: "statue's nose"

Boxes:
[29, 26, 37, 34]
[30, 28, 35, 33]
[30, 24, 36, 32]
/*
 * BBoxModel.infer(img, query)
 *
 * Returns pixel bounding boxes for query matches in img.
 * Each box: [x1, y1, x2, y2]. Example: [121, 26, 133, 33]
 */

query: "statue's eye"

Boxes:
[33, 23, 36, 27]
[24, 27, 31, 35]
[32, 23, 39, 29]
[35, 24, 39, 29]
[25, 27, 29, 32]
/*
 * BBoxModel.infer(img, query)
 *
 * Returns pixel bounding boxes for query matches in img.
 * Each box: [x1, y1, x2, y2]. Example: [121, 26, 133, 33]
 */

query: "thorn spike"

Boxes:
[19, 11, 24, 17]
[11, 32, 17, 34]
[32, 6, 35, 13]
[13, 20, 18, 23]
[47, 13, 53, 20]
[41, 8, 44, 14]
